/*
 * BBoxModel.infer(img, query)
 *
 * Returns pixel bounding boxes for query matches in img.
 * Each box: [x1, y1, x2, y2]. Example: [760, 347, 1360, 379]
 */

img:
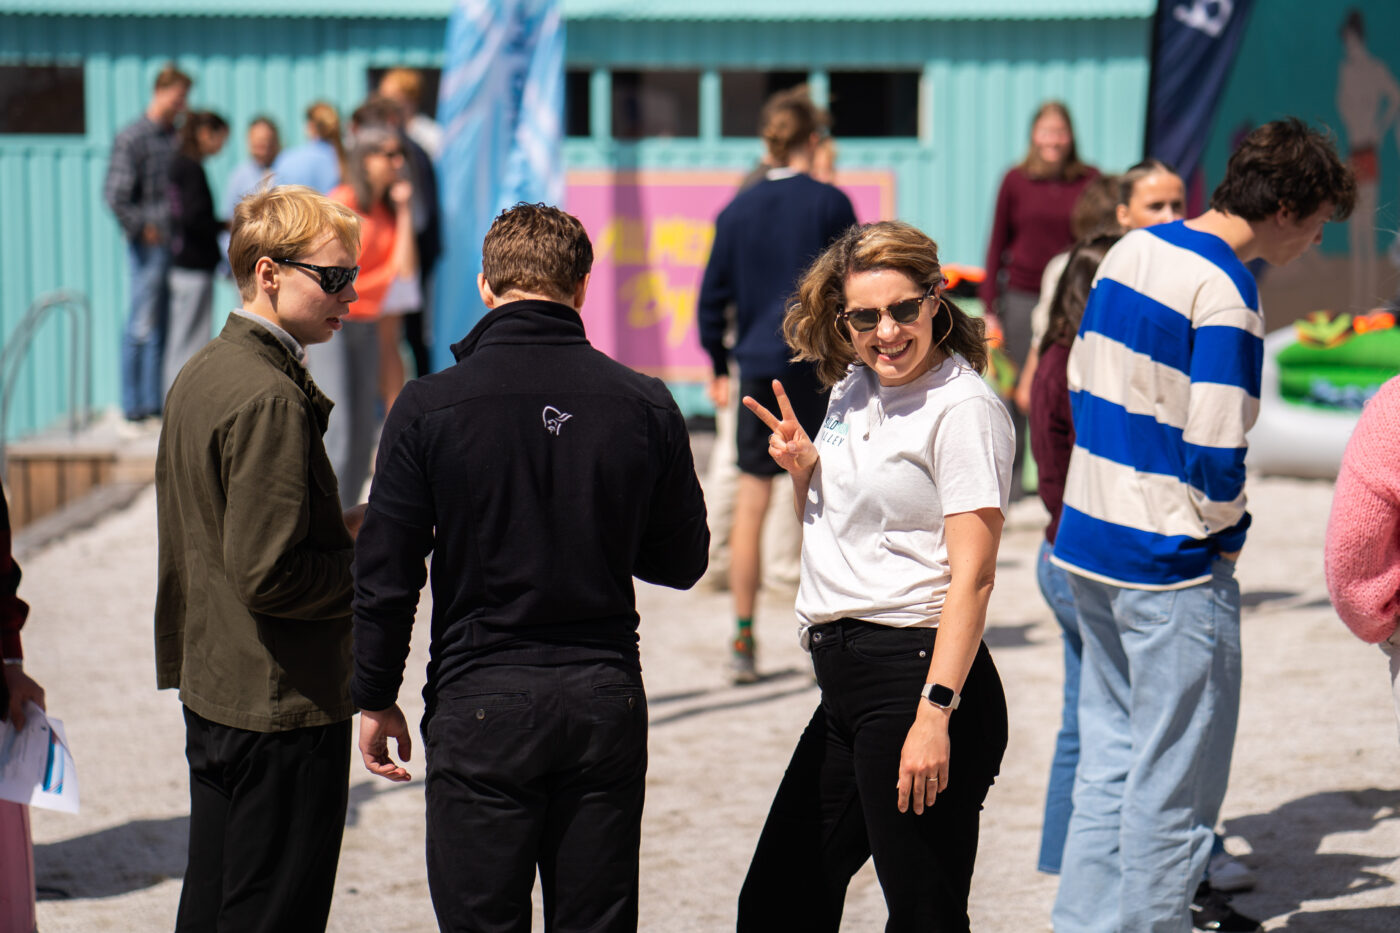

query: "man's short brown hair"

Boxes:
[154, 62, 192, 91]
[229, 185, 361, 300]
[481, 203, 593, 302]
[1210, 118, 1357, 222]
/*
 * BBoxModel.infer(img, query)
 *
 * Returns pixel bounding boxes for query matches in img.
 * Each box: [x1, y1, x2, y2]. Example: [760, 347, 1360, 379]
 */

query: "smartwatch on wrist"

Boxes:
[921, 682, 960, 711]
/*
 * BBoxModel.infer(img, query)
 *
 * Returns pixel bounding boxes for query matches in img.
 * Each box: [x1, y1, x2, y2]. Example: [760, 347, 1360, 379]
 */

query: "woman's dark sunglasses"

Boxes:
[839, 286, 935, 333]
[272, 258, 360, 294]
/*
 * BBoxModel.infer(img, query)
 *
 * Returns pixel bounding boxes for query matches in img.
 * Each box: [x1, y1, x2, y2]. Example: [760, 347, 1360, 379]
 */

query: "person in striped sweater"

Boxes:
[1050, 119, 1356, 933]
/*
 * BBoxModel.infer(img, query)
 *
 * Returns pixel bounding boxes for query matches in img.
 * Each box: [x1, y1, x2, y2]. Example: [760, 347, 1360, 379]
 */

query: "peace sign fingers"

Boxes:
[742, 379, 819, 475]
[741, 393, 784, 436]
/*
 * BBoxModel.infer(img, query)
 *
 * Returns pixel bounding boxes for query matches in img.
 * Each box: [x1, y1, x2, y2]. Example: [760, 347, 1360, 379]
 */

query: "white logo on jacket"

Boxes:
[542, 406, 574, 435]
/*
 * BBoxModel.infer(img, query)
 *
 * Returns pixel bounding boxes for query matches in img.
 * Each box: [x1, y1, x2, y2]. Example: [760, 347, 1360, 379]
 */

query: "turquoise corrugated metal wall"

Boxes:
[565, 18, 1151, 264]
[0, 12, 1149, 442]
[0, 14, 449, 444]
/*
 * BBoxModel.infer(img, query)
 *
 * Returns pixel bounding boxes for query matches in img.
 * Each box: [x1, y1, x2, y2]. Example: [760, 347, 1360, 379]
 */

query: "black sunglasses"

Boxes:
[839, 285, 936, 333]
[272, 258, 360, 294]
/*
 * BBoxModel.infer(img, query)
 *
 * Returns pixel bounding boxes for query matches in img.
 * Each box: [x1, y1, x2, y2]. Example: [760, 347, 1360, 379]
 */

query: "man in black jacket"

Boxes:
[352, 202, 709, 932]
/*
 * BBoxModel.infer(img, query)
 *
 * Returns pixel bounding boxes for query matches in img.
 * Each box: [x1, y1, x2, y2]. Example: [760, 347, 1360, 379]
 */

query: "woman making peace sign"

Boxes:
[736, 221, 1012, 932]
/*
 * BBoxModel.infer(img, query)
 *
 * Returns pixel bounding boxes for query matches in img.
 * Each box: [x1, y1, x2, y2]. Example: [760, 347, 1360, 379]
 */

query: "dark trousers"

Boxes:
[424, 659, 648, 933]
[176, 706, 351, 933]
[999, 288, 1039, 499]
[738, 620, 1008, 932]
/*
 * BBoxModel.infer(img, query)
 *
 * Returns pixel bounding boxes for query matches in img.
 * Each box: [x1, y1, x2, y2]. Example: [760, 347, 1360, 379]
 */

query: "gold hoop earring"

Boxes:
[833, 313, 851, 343]
[932, 296, 955, 350]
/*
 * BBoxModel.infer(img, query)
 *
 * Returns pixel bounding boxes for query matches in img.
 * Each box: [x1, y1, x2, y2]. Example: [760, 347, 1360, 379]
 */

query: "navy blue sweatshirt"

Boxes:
[351, 300, 709, 711]
[697, 173, 857, 379]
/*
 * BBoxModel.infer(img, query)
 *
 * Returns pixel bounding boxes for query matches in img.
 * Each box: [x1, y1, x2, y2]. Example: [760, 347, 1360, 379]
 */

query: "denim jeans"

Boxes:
[121, 240, 171, 419]
[1052, 559, 1242, 933]
[738, 620, 1007, 933]
[1036, 538, 1081, 874]
[163, 266, 214, 398]
[1379, 628, 1400, 744]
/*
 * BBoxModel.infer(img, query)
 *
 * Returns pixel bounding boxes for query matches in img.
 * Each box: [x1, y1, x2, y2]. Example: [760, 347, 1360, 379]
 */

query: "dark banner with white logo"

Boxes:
[1145, 0, 1256, 189]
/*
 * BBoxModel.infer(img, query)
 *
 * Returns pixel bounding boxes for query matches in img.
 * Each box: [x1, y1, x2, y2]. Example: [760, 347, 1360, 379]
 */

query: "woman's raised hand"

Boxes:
[742, 379, 819, 476]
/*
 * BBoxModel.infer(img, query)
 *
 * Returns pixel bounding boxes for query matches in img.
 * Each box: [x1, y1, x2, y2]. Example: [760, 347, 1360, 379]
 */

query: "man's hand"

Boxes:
[3, 664, 45, 731]
[343, 503, 368, 541]
[708, 374, 729, 409]
[141, 223, 161, 246]
[359, 705, 412, 782]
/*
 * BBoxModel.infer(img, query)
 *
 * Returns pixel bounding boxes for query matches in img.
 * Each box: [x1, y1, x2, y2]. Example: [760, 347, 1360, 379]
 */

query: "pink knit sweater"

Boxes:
[1325, 375, 1400, 643]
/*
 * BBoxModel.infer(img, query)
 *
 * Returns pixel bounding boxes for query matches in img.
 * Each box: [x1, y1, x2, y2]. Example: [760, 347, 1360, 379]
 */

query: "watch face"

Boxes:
[924, 683, 955, 707]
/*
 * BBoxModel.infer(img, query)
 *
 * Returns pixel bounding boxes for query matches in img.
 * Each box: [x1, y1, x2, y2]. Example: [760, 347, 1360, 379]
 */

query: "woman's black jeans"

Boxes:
[738, 619, 1008, 932]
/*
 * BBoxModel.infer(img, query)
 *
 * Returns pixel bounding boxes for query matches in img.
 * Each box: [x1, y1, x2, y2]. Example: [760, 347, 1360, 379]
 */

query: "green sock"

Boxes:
[736, 618, 753, 643]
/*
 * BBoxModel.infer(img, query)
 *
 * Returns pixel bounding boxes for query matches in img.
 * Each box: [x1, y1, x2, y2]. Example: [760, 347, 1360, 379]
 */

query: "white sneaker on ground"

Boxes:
[1207, 850, 1257, 893]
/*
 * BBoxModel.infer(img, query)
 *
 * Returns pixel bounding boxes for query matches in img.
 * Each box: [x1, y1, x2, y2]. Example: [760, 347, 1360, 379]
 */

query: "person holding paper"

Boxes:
[2, 484, 43, 932]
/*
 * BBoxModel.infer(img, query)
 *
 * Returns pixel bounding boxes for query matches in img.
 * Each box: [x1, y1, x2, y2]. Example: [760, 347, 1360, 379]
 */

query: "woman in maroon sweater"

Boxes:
[982, 101, 1098, 496]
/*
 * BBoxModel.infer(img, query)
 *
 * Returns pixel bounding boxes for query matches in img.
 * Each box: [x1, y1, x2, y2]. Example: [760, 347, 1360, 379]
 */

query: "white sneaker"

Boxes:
[115, 418, 146, 440]
[1207, 850, 1256, 893]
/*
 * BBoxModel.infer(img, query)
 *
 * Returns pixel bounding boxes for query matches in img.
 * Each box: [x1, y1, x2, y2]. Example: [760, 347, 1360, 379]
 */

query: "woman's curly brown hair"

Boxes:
[784, 221, 988, 388]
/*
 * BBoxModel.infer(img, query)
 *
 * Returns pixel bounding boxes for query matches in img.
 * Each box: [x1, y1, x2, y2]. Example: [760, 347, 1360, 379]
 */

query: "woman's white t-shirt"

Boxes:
[794, 355, 1015, 642]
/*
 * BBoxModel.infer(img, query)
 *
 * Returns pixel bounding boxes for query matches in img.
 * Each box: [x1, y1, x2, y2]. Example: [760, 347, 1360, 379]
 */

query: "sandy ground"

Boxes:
[14, 437, 1400, 931]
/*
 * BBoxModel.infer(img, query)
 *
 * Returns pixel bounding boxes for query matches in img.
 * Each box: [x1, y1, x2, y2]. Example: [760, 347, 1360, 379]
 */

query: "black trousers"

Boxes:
[738, 620, 1008, 933]
[424, 659, 648, 933]
[176, 706, 351, 933]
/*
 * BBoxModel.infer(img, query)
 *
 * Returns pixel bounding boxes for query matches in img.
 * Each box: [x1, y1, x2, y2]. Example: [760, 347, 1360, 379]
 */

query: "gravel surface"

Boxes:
[18, 459, 1400, 931]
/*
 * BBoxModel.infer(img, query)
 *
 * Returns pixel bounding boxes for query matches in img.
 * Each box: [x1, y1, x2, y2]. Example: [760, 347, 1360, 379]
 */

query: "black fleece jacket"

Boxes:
[351, 300, 709, 711]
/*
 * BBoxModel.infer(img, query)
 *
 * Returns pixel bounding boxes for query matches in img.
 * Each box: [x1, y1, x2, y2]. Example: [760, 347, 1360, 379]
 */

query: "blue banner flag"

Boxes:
[1145, 0, 1256, 191]
[433, 0, 565, 370]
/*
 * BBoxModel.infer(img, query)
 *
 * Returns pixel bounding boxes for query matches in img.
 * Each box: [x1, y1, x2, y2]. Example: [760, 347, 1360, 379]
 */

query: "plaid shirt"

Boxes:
[1, 490, 27, 661]
[103, 115, 177, 242]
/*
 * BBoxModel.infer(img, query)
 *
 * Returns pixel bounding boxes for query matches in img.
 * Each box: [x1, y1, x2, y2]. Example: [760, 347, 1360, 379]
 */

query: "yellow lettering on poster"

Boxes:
[596, 216, 714, 266]
[649, 218, 714, 265]
[621, 270, 697, 347]
[596, 217, 648, 264]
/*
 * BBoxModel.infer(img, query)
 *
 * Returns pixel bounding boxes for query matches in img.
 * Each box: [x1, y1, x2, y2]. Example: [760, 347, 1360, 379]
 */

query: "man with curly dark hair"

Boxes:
[1051, 118, 1355, 933]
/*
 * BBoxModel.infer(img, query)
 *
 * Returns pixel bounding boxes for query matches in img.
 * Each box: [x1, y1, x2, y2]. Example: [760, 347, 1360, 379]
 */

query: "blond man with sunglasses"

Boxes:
[155, 184, 366, 932]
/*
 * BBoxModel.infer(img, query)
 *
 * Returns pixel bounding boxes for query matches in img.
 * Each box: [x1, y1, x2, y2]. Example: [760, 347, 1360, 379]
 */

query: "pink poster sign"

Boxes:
[566, 170, 895, 380]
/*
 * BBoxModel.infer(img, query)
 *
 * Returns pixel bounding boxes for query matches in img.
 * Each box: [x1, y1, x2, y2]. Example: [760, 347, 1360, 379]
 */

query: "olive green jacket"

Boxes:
[155, 313, 354, 731]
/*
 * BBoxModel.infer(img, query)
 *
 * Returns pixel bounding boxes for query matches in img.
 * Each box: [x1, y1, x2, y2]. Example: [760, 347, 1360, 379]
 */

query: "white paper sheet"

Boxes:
[0, 702, 80, 813]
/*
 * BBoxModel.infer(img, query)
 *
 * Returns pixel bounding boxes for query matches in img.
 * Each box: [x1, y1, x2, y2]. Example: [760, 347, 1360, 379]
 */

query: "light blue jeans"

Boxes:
[163, 267, 214, 398]
[121, 240, 171, 419]
[1036, 538, 1081, 874]
[1052, 559, 1242, 933]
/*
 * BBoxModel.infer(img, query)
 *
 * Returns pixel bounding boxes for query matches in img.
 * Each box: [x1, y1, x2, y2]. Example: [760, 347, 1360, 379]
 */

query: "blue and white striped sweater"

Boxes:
[1051, 221, 1263, 590]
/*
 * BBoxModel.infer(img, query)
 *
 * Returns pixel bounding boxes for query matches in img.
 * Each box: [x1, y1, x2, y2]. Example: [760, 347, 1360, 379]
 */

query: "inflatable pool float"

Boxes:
[1248, 310, 1400, 478]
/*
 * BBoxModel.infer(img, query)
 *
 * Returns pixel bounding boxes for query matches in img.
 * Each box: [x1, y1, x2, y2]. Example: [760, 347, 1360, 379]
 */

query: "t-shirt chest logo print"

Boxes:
[819, 414, 849, 448]
[542, 405, 574, 436]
